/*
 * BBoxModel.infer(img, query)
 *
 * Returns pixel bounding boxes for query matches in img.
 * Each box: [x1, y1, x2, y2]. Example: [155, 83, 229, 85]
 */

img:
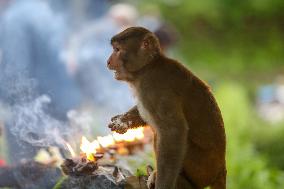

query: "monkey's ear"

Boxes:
[141, 33, 161, 52]
[141, 34, 153, 50]
[142, 41, 149, 49]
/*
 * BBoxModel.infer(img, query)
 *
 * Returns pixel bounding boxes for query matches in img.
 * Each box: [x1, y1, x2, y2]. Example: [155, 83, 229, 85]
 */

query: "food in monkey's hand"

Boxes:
[109, 114, 130, 134]
[109, 107, 147, 134]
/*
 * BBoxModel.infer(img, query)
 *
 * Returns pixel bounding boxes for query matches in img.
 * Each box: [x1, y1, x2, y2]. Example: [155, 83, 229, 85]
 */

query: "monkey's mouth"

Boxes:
[113, 70, 127, 81]
[107, 66, 119, 78]
[113, 70, 120, 79]
[109, 66, 127, 80]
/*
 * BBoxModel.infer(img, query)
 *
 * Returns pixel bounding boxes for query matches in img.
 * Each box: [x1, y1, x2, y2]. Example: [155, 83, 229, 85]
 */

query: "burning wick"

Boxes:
[97, 134, 115, 148]
[65, 142, 76, 158]
[80, 136, 100, 161]
[65, 128, 146, 163]
[112, 127, 144, 142]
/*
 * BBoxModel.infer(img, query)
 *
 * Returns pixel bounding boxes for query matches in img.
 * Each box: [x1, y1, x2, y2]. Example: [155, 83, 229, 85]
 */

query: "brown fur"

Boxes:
[107, 27, 226, 189]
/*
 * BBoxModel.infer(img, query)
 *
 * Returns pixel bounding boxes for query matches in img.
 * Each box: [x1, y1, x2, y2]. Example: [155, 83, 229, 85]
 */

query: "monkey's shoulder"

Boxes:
[145, 58, 207, 94]
[141, 58, 191, 85]
[135, 56, 214, 103]
[165, 58, 214, 93]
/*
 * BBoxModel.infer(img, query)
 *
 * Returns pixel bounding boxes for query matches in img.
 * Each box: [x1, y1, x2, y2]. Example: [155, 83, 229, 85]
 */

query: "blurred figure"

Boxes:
[66, 3, 138, 134]
[154, 23, 178, 52]
[48, 0, 109, 30]
[85, 0, 109, 20]
[0, 159, 5, 167]
[0, 0, 81, 166]
[0, 0, 9, 15]
[0, 122, 5, 168]
[257, 76, 284, 123]
[138, 11, 178, 53]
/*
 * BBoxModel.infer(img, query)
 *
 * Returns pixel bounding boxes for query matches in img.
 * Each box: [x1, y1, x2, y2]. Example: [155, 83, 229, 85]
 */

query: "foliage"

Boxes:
[138, 0, 284, 76]
[136, 168, 147, 177]
[253, 122, 284, 170]
[215, 83, 284, 188]
[52, 176, 67, 189]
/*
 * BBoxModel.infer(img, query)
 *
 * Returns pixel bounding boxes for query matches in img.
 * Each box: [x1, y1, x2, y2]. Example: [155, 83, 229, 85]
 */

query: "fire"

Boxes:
[65, 127, 146, 161]
[80, 136, 100, 161]
[65, 142, 76, 158]
[97, 134, 115, 148]
[112, 127, 144, 142]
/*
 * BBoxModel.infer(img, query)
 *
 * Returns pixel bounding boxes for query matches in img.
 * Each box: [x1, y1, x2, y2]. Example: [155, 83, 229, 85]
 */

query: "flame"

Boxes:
[79, 127, 145, 160]
[80, 136, 100, 161]
[112, 127, 144, 142]
[97, 135, 115, 148]
[65, 142, 76, 157]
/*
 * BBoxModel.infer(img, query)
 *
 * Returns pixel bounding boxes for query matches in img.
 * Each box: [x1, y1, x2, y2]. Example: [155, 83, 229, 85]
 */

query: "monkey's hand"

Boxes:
[108, 107, 146, 134]
[108, 114, 131, 134]
[146, 165, 156, 189]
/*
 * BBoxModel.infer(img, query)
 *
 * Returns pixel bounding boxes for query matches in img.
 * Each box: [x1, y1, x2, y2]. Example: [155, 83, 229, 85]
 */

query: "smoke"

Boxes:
[0, 0, 137, 151]
[67, 109, 94, 138]
[10, 95, 68, 148]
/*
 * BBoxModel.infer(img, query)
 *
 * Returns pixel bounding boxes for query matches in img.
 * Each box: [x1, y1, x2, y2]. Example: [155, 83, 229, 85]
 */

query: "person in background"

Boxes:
[0, 0, 7, 163]
[0, 0, 81, 165]
[154, 23, 178, 53]
[0, 159, 5, 167]
[138, 10, 179, 53]
[0, 123, 5, 167]
[66, 3, 138, 134]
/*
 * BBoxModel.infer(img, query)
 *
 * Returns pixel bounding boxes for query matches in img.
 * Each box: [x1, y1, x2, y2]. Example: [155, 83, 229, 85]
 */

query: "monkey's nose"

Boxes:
[107, 60, 115, 70]
[107, 60, 111, 68]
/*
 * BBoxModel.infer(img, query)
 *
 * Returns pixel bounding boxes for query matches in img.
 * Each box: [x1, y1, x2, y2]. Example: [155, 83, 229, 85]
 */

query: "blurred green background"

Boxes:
[137, 0, 284, 188]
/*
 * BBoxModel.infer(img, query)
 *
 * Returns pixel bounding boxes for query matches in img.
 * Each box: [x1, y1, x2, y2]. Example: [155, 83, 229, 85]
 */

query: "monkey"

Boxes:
[107, 27, 226, 189]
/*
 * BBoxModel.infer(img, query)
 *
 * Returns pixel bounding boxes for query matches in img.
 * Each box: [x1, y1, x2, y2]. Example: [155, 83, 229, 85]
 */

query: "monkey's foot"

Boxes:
[108, 115, 130, 134]
[146, 165, 156, 189]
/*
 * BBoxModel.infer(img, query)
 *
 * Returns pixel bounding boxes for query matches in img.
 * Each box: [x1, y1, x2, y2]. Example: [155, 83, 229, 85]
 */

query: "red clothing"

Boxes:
[0, 159, 5, 167]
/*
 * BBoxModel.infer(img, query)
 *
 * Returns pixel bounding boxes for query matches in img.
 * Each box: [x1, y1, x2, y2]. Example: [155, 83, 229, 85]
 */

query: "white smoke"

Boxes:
[10, 95, 68, 148]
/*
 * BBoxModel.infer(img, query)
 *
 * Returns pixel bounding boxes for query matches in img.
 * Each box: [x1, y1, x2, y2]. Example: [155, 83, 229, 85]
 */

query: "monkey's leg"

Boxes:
[108, 106, 147, 134]
[210, 168, 226, 189]
[146, 168, 199, 189]
[153, 131, 158, 155]
[155, 116, 188, 189]
[176, 175, 200, 189]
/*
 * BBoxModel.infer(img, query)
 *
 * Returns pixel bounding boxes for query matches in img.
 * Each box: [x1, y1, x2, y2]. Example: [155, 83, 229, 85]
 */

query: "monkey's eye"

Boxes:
[113, 47, 120, 52]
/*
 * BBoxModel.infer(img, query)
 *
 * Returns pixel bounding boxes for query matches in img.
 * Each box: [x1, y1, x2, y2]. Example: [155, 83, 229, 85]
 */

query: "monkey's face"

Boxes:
[108, 27, 162, 81]
[107, 42, 131, 81]
[107, 40, 157, 81]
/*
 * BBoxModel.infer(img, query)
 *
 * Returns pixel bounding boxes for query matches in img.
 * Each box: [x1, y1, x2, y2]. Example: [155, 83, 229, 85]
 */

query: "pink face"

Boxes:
[107, 42, 128, 80]
[107, 42, 121, 70]
[107, 37, 154, 81]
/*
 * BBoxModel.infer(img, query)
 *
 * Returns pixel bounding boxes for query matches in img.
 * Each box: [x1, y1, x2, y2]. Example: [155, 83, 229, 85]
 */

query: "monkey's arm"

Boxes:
[108, 106, 147, 134]
[155, 110, 188, 189]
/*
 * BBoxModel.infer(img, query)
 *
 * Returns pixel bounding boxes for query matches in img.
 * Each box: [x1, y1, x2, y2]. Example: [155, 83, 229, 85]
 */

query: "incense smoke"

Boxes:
[10, 95, 68, 148]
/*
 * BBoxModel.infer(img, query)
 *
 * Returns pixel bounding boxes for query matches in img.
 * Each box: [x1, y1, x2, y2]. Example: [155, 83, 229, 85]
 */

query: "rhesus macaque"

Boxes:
[107, 27, 226, 189]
